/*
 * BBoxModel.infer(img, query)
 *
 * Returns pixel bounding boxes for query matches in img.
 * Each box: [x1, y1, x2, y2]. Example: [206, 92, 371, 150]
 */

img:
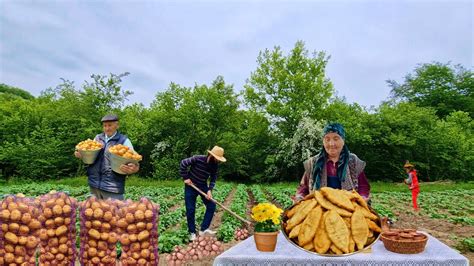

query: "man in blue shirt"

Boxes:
[180, 146, 226, 241]
[75, 114, 139, 200]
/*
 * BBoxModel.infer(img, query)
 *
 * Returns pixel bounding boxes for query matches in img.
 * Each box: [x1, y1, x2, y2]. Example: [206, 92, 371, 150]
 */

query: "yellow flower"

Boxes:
[251, 203, 283, 223]
[272, 217, 280, 225]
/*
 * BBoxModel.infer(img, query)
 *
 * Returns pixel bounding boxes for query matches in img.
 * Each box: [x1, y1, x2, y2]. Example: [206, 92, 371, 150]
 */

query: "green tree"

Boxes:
[244, 40, 333, 137]
[0, 83, 34, 100]
[388, 62, 474, 118]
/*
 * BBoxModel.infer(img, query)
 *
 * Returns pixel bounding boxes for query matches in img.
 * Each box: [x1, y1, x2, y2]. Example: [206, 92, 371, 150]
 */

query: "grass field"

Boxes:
[1, 177, 472, 264]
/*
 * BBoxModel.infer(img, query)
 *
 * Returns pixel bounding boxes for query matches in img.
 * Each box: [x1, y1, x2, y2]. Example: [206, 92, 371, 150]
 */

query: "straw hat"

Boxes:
[403, 161, 414, 168]
[208, 146, 226, 162]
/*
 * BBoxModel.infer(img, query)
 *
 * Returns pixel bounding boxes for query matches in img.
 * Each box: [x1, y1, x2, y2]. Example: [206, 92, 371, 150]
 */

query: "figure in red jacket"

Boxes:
[404, 161, 420, 211]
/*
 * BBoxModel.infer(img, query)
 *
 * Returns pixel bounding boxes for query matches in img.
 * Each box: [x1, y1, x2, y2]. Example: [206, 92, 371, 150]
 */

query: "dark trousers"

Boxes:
[184, 184, 216, 233]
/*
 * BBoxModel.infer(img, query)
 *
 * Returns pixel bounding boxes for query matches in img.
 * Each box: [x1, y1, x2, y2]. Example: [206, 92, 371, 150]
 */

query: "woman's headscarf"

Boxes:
[312, 122, 350, 190]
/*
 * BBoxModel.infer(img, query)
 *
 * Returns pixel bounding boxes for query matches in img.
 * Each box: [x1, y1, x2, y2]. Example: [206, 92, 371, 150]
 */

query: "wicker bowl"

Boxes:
[381, 230, 428, 254]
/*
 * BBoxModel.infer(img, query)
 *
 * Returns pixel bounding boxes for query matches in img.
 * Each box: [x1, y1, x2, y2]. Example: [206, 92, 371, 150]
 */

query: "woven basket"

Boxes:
[381, 232, 428, 254]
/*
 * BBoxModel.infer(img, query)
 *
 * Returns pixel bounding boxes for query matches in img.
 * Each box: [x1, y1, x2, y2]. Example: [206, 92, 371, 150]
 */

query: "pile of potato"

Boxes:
[38, 191, 77, 265]
[76, 139, 103, 151]
[0, 195, 42, 265]
[109, 144, 142, 161]
[79, 197, 119, 265]
[116, 198, 159, 265]
[166, 235, 224, 266]
[234, 228, 250, 241]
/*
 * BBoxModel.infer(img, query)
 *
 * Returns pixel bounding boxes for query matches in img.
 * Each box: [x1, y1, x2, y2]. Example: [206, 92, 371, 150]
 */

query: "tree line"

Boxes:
[1, 41, 472, 183]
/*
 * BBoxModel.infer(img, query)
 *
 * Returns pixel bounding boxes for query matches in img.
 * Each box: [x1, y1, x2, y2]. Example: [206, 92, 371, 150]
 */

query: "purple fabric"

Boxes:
[180, 155, 218, 190]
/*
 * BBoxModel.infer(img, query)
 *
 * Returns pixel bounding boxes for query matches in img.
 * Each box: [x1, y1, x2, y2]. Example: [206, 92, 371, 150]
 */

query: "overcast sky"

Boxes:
[1, 0, 472, 108]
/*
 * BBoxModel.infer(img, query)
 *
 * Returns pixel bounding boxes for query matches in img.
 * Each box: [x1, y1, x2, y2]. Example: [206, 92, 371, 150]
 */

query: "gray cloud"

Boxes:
[1, 0, 472, 108]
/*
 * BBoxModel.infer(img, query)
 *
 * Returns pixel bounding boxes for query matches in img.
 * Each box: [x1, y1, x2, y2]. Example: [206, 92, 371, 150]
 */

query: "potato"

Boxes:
[8, 222, 19, 232]
[52, 205, 63, 216]
[88, 229, 101, 240]
[5, 244, 15, 253]
[54, 216, 64, 226]
[130, 242, 141, 252]
[18, 235, 28, 245]
[17, 202, 29, 212]
[45, 219, 55, 228]
[84, 208, 93, 218]
[19, 224, 30, 234]
[108, 232, 118, 244]
[120, 234, 131, 245]
[55, 198, 65, 207]
[58, 244, 68, 253]
[134, 210, 145, 220]
[92, 220, 102, 229]
[28, 219, 41, 230]
[10, 209, 21, 222]
[62, 205, 72, 215]
[141, 241, 150, 249]
[127, 224, 137, 233]
[15, 245, 26, 256]
[5, 232, 18, 244]
[138, 230, 150, 241]
[4, 253, 15, 263]
[1, 209, 10, 220]
[56, 253, 65, 261]
[125, 213, 135, 224]
[55, 225, 68, 236]
[117, 218, 128, 228]
[103, 211, 113, 222]
[144, 209, 153, 220]
[140, 249, 150, 258]
[48, 237, 59, 247]
[100, 232, 109, 241]
[93, 208, 104, 219]
[21, 212, 32, 224]
[101, 222, 111, 232]
[129, 233, 138, 242]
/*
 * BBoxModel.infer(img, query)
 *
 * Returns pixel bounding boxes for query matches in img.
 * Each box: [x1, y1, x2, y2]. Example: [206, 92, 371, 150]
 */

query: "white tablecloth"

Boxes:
[214, 232, 469, 266]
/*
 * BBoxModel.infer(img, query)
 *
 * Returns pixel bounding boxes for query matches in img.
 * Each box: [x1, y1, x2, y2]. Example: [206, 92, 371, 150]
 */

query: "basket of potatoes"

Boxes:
[76, 139, 103, 164]
[108, 144, 142, 175]
[38, 191, 78, 265]
[79, 197, 119, 265]
[282, 187, 382, 256]
[116, 198, 159, 265]
[0, 194, 42, 265]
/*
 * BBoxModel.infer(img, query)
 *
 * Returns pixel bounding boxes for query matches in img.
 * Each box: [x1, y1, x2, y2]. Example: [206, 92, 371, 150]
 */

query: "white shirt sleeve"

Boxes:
[123, 138, 134, 151]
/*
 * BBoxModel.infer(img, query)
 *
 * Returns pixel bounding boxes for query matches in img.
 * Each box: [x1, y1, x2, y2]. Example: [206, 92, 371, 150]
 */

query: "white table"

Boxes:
[214, 232, 469, 266]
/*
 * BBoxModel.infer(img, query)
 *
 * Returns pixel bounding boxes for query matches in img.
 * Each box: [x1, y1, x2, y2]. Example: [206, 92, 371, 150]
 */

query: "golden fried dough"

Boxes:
[325, 210, 349, 253]
[286, 199, 317, 230]
[314, 212, 331, 254]
[351, 208, 369, 250]
[330, 244, 343, 255]
[298, 205, 323, 246]
[355, 205, 378, 221]
[366, 219, 381, 233]
[314, 191, 352, 217]
[321, 187, 354, 212]
[289, 223, 301, 239]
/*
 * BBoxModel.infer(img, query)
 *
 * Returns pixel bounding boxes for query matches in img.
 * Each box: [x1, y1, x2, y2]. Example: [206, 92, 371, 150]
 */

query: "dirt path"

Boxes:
[158, 186, 239, 266]
[394, 211, 473, 262]
[210, 186, 237, 231]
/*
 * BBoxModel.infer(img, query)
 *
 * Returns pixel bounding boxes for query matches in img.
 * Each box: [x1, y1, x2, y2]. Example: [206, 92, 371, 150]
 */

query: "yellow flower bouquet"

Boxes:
[251, 202, 283, 232]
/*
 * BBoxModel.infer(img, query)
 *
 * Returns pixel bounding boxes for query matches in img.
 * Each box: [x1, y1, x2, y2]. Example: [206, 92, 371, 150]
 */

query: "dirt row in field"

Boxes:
[157, 186, 242, 266]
